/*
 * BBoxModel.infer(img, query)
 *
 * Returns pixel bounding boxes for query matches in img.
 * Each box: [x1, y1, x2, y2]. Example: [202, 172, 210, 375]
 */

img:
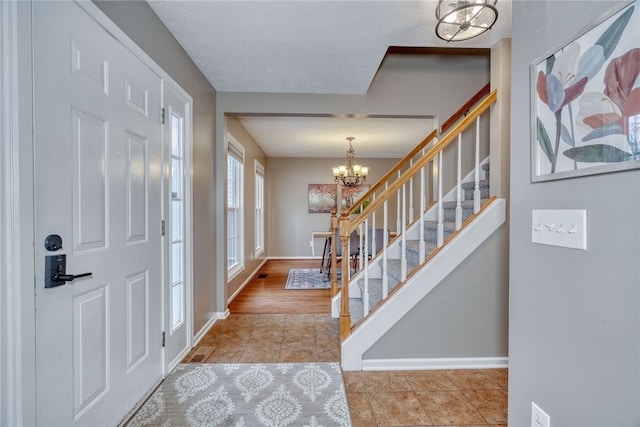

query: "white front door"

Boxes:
[163, 81, 192, 371]
[33, 2, 163, 425]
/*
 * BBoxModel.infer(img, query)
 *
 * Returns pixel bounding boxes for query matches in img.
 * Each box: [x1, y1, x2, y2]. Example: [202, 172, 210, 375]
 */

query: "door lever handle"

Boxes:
[54, 272, 92, 283]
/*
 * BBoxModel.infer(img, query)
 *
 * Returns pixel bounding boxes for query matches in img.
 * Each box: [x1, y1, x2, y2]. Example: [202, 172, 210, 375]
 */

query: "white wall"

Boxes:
[510, 1, 640, 425]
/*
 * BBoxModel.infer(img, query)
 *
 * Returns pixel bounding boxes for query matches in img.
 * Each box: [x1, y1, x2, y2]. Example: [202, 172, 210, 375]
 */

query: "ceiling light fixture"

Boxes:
[435, 0, 498, 42]
[332, 137, 369, 188]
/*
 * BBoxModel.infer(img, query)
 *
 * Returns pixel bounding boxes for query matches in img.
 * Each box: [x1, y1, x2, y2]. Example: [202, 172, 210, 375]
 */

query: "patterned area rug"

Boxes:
[126, 363, 351, 427]
[285, 268, 335, 290]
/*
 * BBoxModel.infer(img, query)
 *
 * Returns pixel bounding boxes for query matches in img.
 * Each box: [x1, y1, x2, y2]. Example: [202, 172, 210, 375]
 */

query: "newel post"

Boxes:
[330, 209, 338, 297]
[339, 208, 352, 340]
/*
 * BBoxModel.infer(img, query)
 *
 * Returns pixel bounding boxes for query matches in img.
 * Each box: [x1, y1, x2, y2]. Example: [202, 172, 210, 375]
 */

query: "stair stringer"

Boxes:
[330, 156, 491, 318]
[341, 198, 506, 371]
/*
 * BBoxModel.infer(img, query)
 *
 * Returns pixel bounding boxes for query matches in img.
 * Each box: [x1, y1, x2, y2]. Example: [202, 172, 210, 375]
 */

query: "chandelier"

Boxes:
[435, 0, 498, 42]
[332, 137, 369, 188]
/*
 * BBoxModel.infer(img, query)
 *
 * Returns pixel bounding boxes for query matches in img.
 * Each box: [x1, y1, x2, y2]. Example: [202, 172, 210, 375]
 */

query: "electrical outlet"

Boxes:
[531, 402, 550, 427]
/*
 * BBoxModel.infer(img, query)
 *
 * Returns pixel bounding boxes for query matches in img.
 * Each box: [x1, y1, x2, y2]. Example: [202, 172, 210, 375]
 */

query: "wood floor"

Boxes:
[228, 259, 332, 314]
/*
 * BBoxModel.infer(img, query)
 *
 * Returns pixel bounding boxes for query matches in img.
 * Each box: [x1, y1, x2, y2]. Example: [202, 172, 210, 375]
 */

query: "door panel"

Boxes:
[34, 2, 163, 425]
[72, 286, 109, 419]
[125, 131, 148, 244]
[72, 108, 108, 252]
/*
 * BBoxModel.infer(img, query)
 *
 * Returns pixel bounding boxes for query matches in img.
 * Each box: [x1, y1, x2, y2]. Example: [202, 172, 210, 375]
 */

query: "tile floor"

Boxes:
[183, 313, 508, 426]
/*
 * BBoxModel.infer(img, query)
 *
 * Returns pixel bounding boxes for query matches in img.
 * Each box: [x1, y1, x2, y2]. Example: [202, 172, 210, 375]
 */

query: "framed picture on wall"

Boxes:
[531, 1, 640, 182]
[308, 184, 337, 213]
[342, 184, 370, 209]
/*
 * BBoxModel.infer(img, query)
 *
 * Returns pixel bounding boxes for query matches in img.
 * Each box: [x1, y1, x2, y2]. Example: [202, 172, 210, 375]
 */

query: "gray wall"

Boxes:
[510, 1, 640, 426]
[363, 224, 509, 359]
[94, 1, 219, 334]
[225, 117, 268, 300]
[267, 157, 399, 258]
[365, 224, 508, 359]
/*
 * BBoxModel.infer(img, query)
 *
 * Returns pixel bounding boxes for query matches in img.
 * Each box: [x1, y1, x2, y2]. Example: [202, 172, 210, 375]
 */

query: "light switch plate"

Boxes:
[531, 209, 587, 250]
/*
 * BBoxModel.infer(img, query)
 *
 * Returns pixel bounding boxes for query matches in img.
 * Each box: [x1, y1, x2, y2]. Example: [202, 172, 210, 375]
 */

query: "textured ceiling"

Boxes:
[147, 0, 510, 158]
[147, 0, 512, 95]
[236, 116, 436, 158]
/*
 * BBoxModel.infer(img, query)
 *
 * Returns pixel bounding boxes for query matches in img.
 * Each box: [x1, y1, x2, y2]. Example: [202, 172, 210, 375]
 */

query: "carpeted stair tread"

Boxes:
[461, 179, 490, 190]
[482, 162, 490, 172]
[403, 239, 438, 255]
[349, 298, 364, 325]
[423, 219, 458, 232]
[356, 278, 384, 310]
[442, 199, 482, 209]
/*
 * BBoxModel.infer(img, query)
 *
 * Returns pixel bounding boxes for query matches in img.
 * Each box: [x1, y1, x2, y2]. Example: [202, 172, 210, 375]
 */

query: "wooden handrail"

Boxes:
[347, 129, 438, 214]
[348, 89, 497, 233]
[347, 83, 491, 214]
[439, 83, 491, 134]
[336, 88, 497, 342]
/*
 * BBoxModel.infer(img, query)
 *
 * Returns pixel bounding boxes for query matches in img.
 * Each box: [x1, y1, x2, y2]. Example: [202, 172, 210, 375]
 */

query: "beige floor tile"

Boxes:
[342, 371, 367, 393]
[279, 348, 317, 363]
[204, 347, 244, 363]
[416, 390, 486, 425]
[363, 371, 412, 392]
[347, 392, 377, 427]
[486, 368, 508, 390]
[316, 348, 340, 362]
[463, 389, 508, 424]
[446, 369, 504, 390]
[282, 332, 316, 346]
[403, 370, 458, 392]
[368, 391, 433, 426]
[239, 349, 281, 363]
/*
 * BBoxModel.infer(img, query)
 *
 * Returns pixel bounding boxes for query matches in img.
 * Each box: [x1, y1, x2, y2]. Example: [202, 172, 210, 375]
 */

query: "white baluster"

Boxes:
[455, 133, 462, 231]
[409, 159, 414, 220]
[363, 217, 369, 316]
[371, 194, 377, 257]
[437, 151, 444, 247]
[358, 222, 364, 271]
[382, 197, 389, 299]
[474, 116, 481, 213]
[396, 170, 401, 236]
[401, 184, 407, 281]
[419, 164, 426, 264]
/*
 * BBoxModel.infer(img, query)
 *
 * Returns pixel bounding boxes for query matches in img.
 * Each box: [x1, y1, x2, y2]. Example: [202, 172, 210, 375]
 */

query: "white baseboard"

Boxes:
[361, 357, 508, 371]
[218, 309, 230, 320]
[227, 259, 267, 304]
[191, 309, 230, 347]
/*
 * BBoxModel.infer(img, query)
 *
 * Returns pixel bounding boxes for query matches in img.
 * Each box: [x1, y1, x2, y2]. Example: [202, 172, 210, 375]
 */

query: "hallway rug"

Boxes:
[285, 268, 335, 290]
[125, 362, 352, 427]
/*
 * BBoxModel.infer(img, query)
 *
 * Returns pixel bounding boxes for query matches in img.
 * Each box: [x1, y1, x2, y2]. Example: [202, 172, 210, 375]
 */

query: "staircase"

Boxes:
[347, 162, 492, 326]
[327, 86, 507, 370]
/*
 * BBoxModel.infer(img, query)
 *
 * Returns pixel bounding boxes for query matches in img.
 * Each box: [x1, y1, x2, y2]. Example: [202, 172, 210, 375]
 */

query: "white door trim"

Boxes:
[2, 2, 37, 425]
[162, 79, 194, 373]
[1, 2, 20, 424]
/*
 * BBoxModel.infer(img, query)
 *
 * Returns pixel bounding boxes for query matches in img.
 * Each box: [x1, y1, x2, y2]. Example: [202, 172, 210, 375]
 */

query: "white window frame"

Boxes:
[227, 134, 244, 280]
[255, 160, 265, 257]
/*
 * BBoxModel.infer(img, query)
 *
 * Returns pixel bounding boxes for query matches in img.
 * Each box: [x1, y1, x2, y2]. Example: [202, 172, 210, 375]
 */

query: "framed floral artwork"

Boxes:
[531, 1, 640, 181]
[308, 184, 337, 213]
